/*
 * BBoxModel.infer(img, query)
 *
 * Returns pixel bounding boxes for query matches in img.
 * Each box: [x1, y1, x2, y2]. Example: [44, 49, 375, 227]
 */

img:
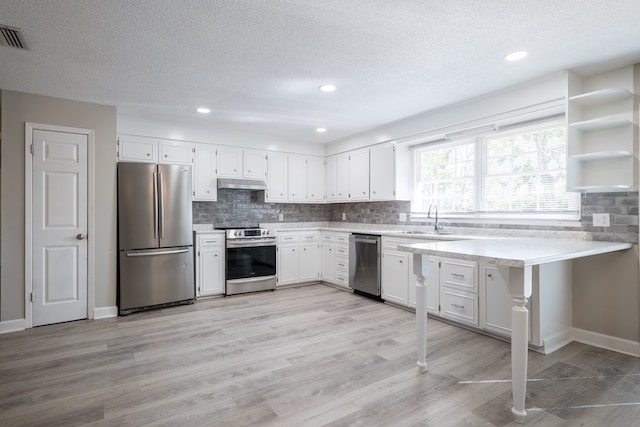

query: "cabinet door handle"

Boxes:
[452, 303, 465, 309]
[451, 273, 465, 278]
[399, 260, 403, 264]
[487, 273, 493, 278]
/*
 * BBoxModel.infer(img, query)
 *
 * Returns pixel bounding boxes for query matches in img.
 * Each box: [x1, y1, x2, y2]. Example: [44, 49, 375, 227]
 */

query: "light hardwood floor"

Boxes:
[1, 284, 639, 426]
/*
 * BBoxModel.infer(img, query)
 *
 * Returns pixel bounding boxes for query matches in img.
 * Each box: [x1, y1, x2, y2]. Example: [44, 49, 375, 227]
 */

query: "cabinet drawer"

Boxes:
[335, 256, 349, 271]
[299, 231, 321, 242]
[197, 234, 224, 247]
[277, 232, 299, 243]
[441, 259, 477, 292]
[441, 288, 478, 326]
[335, 245, 349, 257]
[335, 233, 350, 244]
[335, 271, 349, 287]
[322, 233, 335, 242]
[381, 237, 410, 251]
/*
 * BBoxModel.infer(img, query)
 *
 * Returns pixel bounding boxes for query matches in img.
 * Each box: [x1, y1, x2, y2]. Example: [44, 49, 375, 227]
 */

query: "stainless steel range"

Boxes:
[220, 227, 277, 295]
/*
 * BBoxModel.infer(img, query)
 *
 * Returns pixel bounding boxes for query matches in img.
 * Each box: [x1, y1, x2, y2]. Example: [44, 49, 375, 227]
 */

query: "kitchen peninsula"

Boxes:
[399, 238, 633, 424]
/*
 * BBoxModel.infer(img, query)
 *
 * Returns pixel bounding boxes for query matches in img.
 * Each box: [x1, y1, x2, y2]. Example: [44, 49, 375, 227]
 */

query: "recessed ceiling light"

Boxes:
[316, 128, 327, 133]
[505, 51, 528, 61]
[196, 107, 211, 114]
[319, 84, 336, 93]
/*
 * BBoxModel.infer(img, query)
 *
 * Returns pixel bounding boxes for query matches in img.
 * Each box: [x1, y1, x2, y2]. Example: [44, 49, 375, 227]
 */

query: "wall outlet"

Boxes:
[593, 213, 610, 227]
[278, 213, 284, 222]
[399, 213, 407, 222]
[341, 212, 346, 221]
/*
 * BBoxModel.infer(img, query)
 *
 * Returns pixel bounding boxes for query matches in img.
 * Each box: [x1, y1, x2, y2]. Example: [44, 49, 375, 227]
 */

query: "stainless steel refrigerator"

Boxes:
[117, 162, 194, 315]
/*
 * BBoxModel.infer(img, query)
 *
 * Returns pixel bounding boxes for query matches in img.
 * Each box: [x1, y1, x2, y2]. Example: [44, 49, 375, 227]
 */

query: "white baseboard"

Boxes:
[572, 327, 640, 357]
[541, 329, 574, 355]
[93, 306, 118, 319]
[0, 318, 26, 334]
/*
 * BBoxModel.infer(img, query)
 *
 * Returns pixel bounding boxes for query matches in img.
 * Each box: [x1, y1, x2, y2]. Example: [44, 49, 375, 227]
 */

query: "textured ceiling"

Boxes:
[2, 0, 640, 145]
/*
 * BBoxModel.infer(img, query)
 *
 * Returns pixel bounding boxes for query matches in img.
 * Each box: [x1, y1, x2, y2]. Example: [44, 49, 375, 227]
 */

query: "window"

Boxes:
[413, 121, 580, 221]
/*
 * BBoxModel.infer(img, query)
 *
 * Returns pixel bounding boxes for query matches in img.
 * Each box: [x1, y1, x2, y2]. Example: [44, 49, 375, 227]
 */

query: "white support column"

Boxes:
[413, 253, 428, 373]
[508, 265, 533, 424]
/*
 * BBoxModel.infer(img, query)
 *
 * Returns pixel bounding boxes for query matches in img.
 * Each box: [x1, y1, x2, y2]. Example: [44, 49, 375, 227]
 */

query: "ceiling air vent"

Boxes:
[0, 25, 29, 50]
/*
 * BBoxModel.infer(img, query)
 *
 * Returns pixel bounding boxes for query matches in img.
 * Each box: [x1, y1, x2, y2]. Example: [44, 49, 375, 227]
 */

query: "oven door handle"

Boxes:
[229, 275, 277, 284]
[226, 240, 277, 248]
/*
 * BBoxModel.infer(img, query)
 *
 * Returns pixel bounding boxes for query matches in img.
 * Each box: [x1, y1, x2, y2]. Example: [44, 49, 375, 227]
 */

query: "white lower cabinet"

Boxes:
[479, 261, 572, 353]
[382, 237, 437, 307]
[333, 232, 350, 288]
[277, 244, 299, 286]
[382, 250, 409, 305]
[277, 231, 321, 286]
[381, 237, 411, 305]
[300, 241, 321, 282]
[195, 233, 225, 297]
[320, 231, 350, 288]
[438, 258, 479, 326]
[321, 234, 336, 282]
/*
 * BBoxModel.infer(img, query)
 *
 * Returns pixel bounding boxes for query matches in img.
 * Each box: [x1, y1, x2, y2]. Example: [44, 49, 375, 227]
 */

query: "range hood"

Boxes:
[217, 178, 268, 191]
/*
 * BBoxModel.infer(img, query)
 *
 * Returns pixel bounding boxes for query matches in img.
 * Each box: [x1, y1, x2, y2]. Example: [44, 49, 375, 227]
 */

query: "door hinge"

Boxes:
[438, 304, 441, 311]
[197, 250, 200, 256]
[30, 144, 34, 155]
[30, 292, 33, 302]
[438, 261, 442, 268]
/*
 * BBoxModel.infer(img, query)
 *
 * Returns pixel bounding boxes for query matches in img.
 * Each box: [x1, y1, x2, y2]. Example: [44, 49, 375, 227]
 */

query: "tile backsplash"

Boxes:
[193, 190, 638, 243]
[193, 189, 330, 228]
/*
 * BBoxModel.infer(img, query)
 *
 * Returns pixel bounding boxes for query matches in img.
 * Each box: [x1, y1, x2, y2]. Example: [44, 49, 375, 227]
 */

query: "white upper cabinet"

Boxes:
[216, 146, 267, 180]
[117, 135, 158, 163]
[118, 136, 193, 165]
[277, 154, 326, 203]
[216, 146, 243, 178]
[326, 155, 338, 201]
[288, 154, 308, 202]
[265, 152, 288, 202]
[336, 153, 350, 201]
[566, 65, 638, 192]
[193, 143, 217, 201]
[307, 156, 326, 202]
[244, 148, 268, 179]
[159, 139, 194, 165]
[348, 148, 370, 201]
[369, 143, 411, 201]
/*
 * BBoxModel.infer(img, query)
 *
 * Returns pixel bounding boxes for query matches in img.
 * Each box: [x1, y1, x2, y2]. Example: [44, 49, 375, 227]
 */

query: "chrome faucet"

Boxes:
[427, 204, 439, 232]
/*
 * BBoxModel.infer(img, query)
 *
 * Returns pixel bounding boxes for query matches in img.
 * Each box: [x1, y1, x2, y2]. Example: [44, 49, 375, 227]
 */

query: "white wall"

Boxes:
[326, 72, 567, 155]
[1, 91, 117, 321]
[118, 114, 327, 156]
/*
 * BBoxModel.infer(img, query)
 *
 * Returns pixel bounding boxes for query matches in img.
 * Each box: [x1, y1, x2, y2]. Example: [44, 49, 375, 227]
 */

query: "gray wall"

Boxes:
[1, 90, 117, 321]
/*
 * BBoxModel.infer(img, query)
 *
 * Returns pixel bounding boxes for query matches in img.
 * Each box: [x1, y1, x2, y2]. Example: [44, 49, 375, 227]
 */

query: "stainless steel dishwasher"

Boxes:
[349, 233, 381, 298]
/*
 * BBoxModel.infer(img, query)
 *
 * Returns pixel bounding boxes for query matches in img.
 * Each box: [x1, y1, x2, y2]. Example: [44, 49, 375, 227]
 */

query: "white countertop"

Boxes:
[398, 238, 632, 267]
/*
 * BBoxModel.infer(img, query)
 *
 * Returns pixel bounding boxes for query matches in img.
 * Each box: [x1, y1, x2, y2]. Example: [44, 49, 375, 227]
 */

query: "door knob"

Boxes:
[76, 233, 86, 240]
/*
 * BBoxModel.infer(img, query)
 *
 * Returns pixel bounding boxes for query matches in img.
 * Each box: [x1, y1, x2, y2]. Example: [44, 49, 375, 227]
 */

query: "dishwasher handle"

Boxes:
[349, 234, 381, 244]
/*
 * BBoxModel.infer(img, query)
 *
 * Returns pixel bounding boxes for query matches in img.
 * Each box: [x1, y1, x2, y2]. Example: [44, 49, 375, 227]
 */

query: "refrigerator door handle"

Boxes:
[158, 172, 164, 239]
[153, 172, 159, 239]
[126, 248, 190, 257]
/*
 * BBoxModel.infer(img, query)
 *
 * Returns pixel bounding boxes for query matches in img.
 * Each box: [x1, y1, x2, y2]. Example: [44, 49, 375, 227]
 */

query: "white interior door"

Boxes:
[31, 129, 88, 326]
